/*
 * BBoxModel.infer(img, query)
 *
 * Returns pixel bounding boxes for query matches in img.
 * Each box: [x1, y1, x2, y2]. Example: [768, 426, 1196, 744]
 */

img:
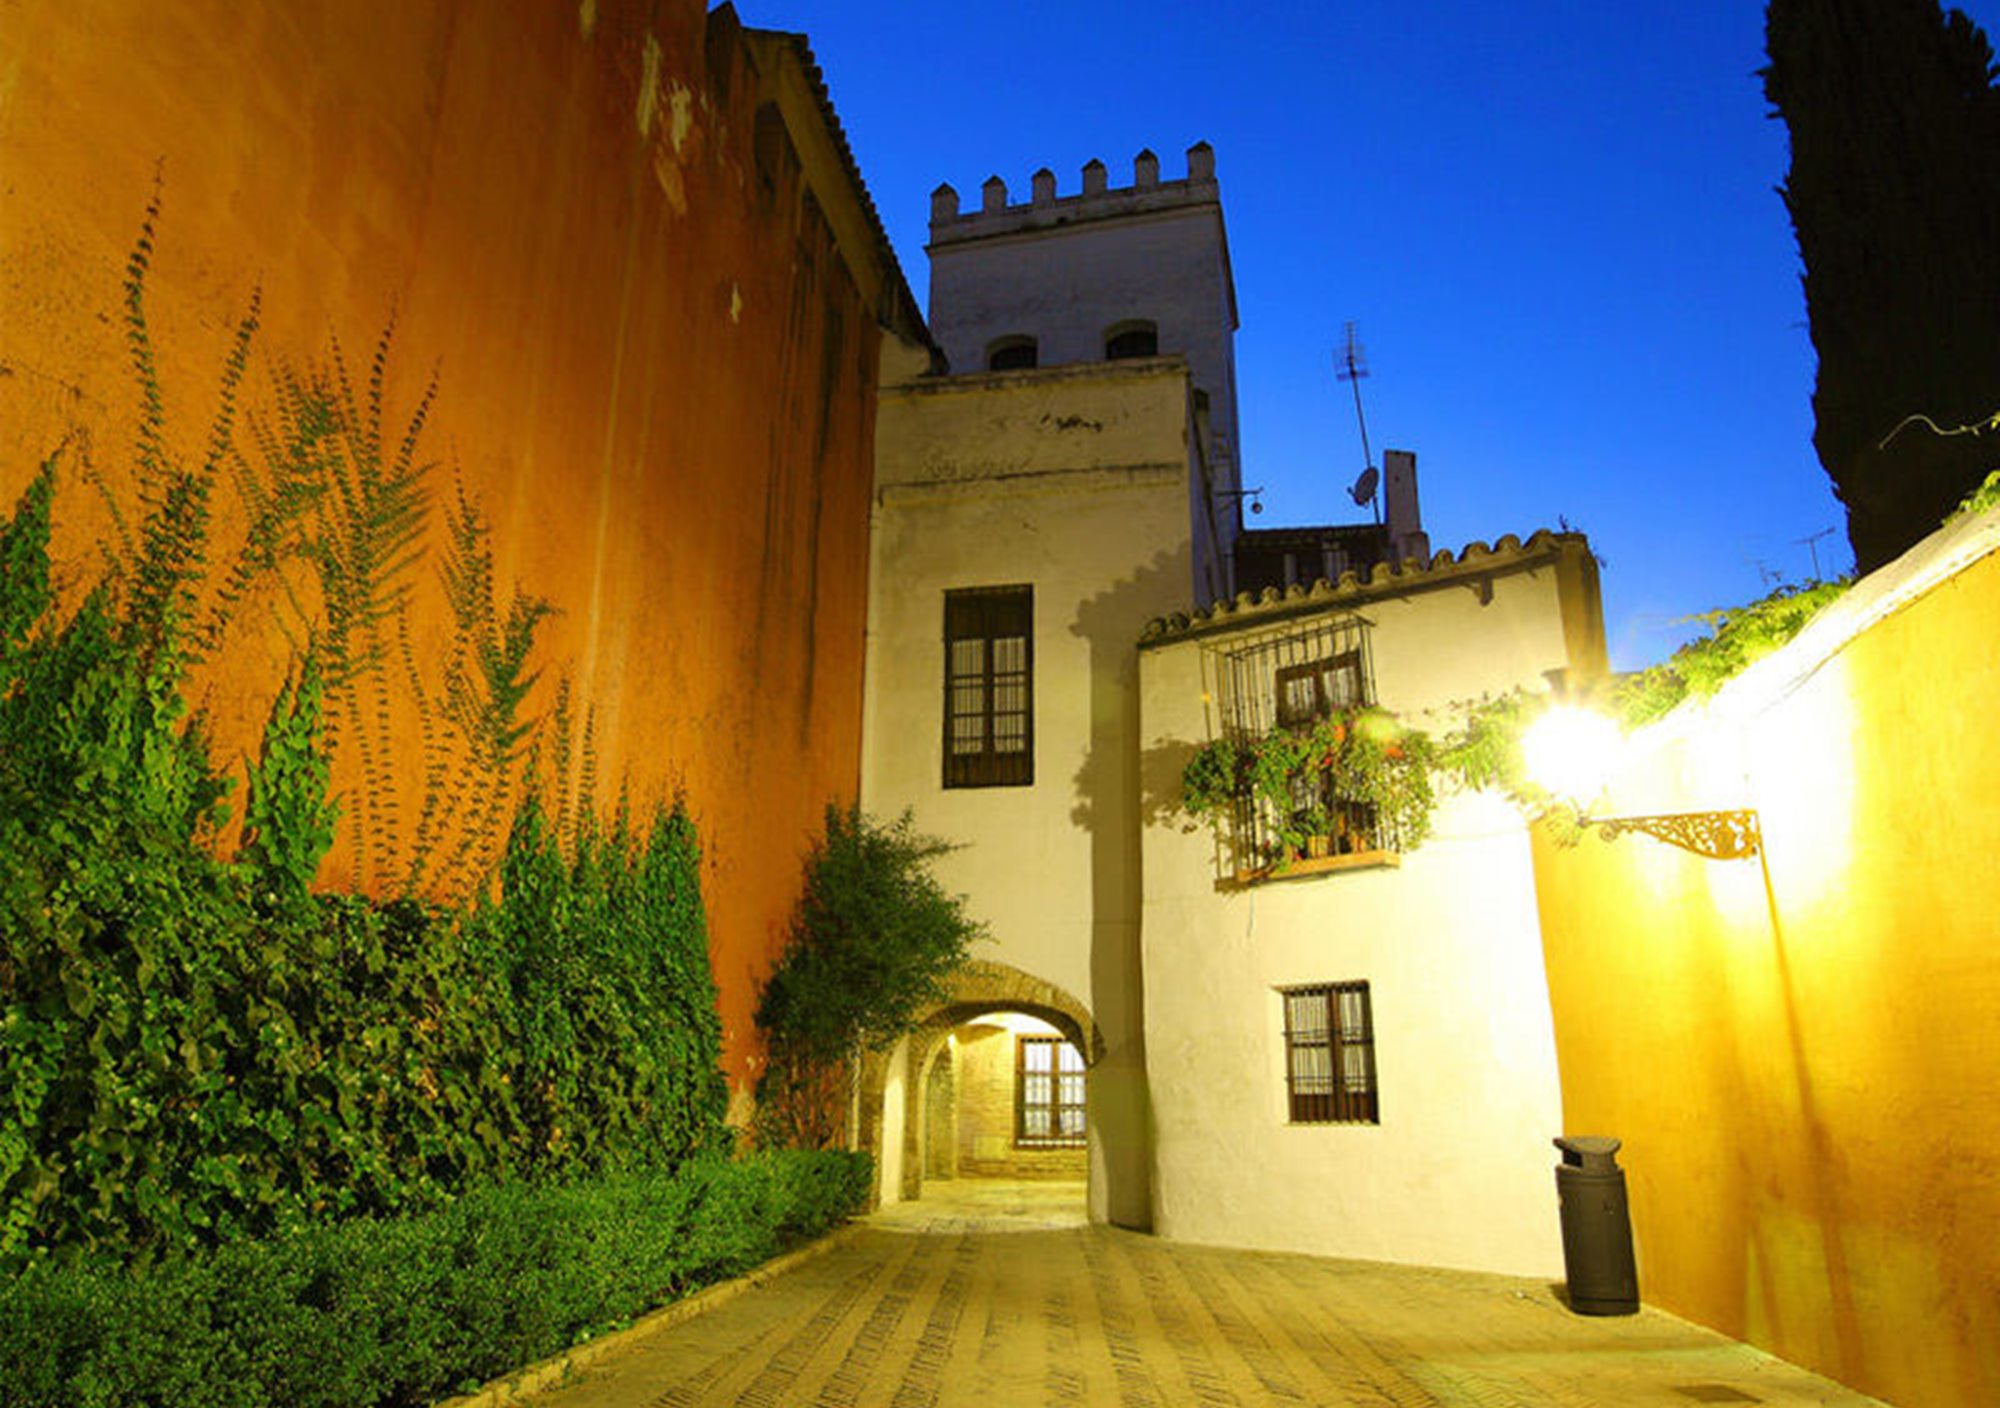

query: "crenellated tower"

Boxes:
[924, 144, 1243, 595]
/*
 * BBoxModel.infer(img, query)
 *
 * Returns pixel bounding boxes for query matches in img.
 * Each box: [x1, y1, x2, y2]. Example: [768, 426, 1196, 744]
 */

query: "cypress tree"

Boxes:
[1764, 0, 2000, 570]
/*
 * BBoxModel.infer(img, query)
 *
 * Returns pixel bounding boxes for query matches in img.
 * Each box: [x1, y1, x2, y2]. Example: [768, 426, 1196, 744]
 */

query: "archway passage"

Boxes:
[858, 960, 1101, 1209]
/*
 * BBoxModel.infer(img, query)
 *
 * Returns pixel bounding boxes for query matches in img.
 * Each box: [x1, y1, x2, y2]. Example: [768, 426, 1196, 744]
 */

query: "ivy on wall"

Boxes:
[0, 210, 726, 1264]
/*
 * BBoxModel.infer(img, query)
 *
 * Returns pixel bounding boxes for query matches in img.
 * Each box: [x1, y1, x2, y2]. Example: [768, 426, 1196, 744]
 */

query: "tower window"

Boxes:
[1104, 320, 1158, 360]
[943, 585, 1033, 788]
[986, 336, 1038, 371]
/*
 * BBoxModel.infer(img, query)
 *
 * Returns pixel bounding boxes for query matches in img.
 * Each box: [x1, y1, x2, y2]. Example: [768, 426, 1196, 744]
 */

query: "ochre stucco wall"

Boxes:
[1532, 520, 2000, 1408]
[0, 1, 895, 1093]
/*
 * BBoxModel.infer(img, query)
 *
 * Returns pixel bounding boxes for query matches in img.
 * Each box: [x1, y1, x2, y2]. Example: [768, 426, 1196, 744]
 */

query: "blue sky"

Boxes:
[749, 1, 2000, 670]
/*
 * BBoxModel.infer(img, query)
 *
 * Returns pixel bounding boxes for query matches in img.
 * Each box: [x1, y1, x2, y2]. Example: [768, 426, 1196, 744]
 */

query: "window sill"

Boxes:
[1222, 849, 1400, 889]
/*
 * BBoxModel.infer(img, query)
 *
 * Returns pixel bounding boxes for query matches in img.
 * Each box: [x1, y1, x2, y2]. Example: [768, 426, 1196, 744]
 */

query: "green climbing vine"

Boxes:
[0, 207, 727, 1265]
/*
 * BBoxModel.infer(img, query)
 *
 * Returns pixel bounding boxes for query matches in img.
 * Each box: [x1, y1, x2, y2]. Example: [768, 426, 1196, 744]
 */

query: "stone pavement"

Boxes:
[526, 1180, 1884, 1407]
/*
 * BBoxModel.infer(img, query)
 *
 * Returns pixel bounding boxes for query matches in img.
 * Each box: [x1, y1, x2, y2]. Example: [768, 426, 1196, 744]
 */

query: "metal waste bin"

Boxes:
[1553, 1135, 1638, 1315]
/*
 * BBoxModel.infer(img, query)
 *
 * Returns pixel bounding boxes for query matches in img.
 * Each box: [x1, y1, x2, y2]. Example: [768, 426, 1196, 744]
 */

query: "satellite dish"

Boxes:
[1349, 466, 1379, 507]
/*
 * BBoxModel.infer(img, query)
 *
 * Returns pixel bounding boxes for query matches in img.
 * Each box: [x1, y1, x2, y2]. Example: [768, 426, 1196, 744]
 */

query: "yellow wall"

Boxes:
[0, 1, 908, 1095]
[1533, 516, 2000, 1408]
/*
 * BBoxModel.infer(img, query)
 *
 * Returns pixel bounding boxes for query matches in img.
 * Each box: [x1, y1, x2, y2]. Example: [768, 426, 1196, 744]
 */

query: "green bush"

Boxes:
[755, 806, 981, 1147]
[0, 1149, 872, 1408]
[1, 447, 724, 1261]
[757, 806, 982, 1068]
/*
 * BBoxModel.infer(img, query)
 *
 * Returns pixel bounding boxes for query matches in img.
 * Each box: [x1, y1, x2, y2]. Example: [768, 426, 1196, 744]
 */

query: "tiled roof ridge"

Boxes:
[745, 25, 933, 349]
[1140, 528, 1587, 642]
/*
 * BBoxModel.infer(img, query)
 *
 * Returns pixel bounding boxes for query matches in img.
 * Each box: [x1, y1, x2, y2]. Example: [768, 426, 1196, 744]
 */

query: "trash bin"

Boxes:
[1553, 1135, 1637, 1315]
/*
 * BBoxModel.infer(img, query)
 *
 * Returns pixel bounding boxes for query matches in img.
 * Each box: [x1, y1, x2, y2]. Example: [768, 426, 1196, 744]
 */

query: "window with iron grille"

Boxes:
[943, 586, 1033, 788]
[1273, 650, 1364, 728]
[1017, 1036, 1086, 1146]
[1281, 982, 1378, 1124]
[1204, 617, 1412, 864]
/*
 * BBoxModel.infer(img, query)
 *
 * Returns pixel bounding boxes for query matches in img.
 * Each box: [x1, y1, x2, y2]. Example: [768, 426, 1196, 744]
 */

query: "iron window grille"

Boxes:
[1281, 982, 1379, 1124]
[1016, 1036, 1087, 1146]
[943, 586, 1033, 788]
[1205, 616, 1412, 866]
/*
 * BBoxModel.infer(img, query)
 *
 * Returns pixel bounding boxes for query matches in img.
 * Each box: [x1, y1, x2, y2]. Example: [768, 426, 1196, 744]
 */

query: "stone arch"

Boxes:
[856, 959, 1099, 1206]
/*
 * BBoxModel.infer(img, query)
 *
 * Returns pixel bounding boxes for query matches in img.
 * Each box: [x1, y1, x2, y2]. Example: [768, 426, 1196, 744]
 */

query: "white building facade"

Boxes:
[1136, 537, 1605, 1274]
[856, 145, 1608, 1275]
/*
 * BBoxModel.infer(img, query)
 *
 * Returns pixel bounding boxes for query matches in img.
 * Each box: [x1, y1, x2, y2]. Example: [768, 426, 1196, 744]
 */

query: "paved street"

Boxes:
[527, 1181, 1883, 1407]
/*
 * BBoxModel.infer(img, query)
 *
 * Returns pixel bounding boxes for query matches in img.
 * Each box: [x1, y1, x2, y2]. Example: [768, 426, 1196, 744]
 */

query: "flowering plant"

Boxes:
[1180, 706, 1436, 861]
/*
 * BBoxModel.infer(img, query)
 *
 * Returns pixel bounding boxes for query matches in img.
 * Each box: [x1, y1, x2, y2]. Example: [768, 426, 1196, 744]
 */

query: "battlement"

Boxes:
[928, 143, 1218, 246]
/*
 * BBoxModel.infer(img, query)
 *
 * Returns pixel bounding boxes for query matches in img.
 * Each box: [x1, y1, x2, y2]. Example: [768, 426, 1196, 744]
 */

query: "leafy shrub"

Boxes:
[755, 806, 982, 1146]
[757, 806, 982, 1068]
[0, 1149, 872, 1408]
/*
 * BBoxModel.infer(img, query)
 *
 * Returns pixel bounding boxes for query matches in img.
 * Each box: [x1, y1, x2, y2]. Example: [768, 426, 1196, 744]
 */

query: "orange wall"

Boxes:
[0, 1, 892, 1095]
[1533, 530, 2000, 1408]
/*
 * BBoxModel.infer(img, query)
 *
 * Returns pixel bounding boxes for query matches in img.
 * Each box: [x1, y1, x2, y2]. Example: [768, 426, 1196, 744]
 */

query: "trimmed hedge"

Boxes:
[0, 1148, 872, 1408]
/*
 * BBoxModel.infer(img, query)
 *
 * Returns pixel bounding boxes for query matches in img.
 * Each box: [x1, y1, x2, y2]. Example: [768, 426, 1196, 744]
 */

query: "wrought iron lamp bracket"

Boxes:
[1586, 809, 1762, 861]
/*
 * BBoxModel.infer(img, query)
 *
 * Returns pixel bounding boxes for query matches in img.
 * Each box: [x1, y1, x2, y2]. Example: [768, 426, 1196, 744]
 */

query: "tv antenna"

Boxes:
[1794, 527, 1836, 581]
[1336, 321, 1381, 523]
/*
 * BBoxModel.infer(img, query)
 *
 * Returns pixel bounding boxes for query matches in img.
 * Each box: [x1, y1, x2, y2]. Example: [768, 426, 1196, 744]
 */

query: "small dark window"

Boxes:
[1282, 982, 1378, 1124]
[943, 586, 1033, 787]
[1104, 321, 1158, 360]
[1017, 1036, 1086, 1146]
[986, 336, 1038, 371]
[1273, 650, 1364, 728]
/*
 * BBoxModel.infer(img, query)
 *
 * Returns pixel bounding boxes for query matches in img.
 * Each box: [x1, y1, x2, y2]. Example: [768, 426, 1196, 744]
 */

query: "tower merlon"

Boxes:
[928, 143, 1221, 244]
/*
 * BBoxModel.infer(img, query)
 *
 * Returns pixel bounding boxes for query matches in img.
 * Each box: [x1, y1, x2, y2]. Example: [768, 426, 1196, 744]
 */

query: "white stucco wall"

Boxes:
[1136, 551, 1593, 1275]
[877, 1033, 908, 1204]
[863, 359, 1195, 1227]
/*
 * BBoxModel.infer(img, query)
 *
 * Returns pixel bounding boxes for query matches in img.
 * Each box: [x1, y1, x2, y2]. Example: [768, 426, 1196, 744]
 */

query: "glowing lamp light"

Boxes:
[1522, 705, 1625, 808]
[1523, 703, 1763, 862]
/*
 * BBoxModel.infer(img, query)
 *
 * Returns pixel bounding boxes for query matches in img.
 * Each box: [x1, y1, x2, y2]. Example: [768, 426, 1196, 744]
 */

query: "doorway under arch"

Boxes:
[857, 959, 1101, 1208]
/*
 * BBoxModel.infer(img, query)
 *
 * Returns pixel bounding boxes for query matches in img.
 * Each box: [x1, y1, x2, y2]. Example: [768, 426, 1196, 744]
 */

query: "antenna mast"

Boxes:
[1336, 321, 1381, 524]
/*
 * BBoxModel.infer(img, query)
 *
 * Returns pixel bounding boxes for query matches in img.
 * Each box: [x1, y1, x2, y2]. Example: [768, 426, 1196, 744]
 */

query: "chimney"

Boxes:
[1382, 449, 1428, 564]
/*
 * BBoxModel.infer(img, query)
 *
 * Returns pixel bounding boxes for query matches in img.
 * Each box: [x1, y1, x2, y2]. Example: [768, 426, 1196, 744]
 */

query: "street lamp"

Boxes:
[1520, 705, 1763, 861]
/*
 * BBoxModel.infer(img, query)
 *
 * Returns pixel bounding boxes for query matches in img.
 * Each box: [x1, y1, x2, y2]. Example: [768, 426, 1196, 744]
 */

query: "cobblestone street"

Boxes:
[521, 1182, 1883, 1407]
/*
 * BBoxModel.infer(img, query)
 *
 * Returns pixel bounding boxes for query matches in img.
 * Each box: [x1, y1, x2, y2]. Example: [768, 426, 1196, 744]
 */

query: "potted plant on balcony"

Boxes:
[1179, 708, 1437, 872]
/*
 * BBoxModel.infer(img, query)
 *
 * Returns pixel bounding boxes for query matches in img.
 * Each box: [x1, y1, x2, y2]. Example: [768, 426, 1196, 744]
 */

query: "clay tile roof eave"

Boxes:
[1139, 528, 1587, 645]
[745, 27, 934, 351]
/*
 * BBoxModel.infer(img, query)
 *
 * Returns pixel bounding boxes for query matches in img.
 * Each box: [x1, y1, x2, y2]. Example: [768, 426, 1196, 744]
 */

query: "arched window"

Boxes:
[1103, 320, 1158, 360]
[986, 336, 1038, 372]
